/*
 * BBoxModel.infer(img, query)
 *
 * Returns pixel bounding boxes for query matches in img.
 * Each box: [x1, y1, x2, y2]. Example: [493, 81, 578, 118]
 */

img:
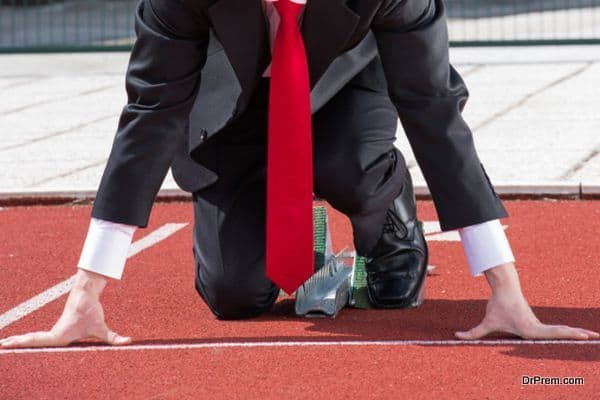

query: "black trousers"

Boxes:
[193, 78, 407, 319]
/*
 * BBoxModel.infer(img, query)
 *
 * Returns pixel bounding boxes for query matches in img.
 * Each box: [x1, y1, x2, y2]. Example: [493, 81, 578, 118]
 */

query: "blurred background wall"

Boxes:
[1, 0, 600, 52]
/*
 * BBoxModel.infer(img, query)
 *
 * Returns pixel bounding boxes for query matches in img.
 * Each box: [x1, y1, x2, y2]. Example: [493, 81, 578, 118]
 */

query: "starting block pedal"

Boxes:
[295, 206, 353, 317]
[294, 250, 353, 317]
[295, 205, 432, 317]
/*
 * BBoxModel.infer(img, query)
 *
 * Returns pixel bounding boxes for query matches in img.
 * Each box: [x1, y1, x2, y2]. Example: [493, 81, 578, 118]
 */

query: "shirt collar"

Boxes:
[264, 0, 307, 4]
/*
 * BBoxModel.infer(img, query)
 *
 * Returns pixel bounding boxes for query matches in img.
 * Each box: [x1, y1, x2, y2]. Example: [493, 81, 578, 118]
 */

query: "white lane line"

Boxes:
[2, 339, 600, 355]
[0, 223, 188, 331]
[127, 223, 188, 257]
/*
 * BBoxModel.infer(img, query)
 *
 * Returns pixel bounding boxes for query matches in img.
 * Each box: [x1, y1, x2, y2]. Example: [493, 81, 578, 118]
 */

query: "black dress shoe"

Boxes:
[365, 172, 428, 308]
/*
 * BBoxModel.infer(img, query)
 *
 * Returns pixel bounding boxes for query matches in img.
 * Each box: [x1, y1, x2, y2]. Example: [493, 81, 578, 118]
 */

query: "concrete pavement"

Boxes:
[0, 45, 599, 199]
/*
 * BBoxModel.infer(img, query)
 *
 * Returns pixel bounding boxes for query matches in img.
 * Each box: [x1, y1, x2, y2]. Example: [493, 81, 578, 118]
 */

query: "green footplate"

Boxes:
[313, 205, 372, 308]
[350, 255, 372, 309]
[313, 205, 328, 272]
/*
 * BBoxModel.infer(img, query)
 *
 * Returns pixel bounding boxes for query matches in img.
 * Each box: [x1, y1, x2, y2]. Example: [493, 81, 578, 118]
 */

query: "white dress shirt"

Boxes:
[78, 0, 514, 280]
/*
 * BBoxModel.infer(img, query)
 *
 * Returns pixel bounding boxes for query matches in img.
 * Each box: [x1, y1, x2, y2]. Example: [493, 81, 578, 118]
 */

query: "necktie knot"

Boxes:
[274, 0, 303, 22]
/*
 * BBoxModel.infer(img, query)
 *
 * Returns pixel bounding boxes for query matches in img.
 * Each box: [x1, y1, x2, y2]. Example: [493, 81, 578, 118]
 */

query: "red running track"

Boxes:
[0, 200, 599, 399]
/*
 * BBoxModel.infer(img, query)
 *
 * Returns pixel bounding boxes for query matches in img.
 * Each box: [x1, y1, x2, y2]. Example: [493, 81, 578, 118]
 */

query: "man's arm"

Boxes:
[1, 0, 210, 348]
[372, 0, 598, 340]
[92, 0, 210, 227]
[372, 0, 506, 231]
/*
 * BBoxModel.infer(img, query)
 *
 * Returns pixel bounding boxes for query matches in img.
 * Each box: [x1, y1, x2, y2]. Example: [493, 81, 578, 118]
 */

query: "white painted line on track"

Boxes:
[0, 223, 189, 331]
[1, 339, 600, 355]
[127, 223, 188, 258]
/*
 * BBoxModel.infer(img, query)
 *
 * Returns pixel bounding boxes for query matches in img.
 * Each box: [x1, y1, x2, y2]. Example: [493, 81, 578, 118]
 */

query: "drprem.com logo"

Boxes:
[522, 375, 585, 386]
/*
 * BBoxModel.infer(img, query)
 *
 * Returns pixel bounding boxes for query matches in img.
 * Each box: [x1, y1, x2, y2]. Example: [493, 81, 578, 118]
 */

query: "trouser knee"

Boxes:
[195, 267, 279, 320]
[315, 148, 407, 215]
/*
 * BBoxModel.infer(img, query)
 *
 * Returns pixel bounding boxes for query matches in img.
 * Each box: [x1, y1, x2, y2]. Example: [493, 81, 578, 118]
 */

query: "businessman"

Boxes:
[1, 0, 597, 348]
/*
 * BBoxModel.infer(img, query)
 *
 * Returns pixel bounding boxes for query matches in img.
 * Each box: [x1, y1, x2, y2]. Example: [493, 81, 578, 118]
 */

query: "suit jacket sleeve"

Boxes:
[372, 0, 507, 231]
[92, 0, 209, 227]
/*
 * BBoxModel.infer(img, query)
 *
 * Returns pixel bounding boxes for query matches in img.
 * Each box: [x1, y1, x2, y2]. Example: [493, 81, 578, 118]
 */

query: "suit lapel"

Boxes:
[302, 0, 360, 87]
[207, 0, 270, 103]
[206, 0, 361, 97]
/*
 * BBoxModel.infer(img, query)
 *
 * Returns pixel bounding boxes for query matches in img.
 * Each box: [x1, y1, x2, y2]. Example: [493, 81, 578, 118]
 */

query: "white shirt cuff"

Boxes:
[458, 219, 515, 276]
[77, 218, 137, 280]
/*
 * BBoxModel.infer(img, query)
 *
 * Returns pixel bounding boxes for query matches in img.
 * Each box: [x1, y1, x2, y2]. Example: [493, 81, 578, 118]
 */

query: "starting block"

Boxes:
[295, 206, 432, 317]
[294, 249, 354, 317]
[295, 206, 353, 317]
[294, 206, 374, 317]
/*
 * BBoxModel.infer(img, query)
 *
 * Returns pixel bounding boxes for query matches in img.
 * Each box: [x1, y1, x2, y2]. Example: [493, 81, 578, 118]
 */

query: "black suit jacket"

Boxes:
[92, 0, 507, 231]
[171, 30, 380, 192]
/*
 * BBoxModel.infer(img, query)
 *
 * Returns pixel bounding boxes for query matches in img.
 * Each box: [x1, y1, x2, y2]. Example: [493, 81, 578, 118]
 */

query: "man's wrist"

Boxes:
[73, 268, 108, 296]
[484, 262, 522, 294]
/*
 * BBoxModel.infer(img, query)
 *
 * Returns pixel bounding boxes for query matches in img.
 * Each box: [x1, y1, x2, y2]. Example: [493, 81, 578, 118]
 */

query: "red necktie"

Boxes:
[266, 0, 313, 294]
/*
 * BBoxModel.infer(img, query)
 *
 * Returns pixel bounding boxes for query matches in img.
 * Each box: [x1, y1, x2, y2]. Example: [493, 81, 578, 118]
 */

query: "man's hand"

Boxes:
[0, 269, 131, 349]
[455, 263, 600, 340]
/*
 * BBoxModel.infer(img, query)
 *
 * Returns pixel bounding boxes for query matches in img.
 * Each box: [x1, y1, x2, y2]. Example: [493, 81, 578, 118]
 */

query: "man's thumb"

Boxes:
[105, 330, 132, 346]
[455, 322, 492, 340]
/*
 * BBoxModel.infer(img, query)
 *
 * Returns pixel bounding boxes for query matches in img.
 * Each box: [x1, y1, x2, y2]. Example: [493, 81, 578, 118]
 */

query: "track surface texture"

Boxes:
[0, 200, 599, 399]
